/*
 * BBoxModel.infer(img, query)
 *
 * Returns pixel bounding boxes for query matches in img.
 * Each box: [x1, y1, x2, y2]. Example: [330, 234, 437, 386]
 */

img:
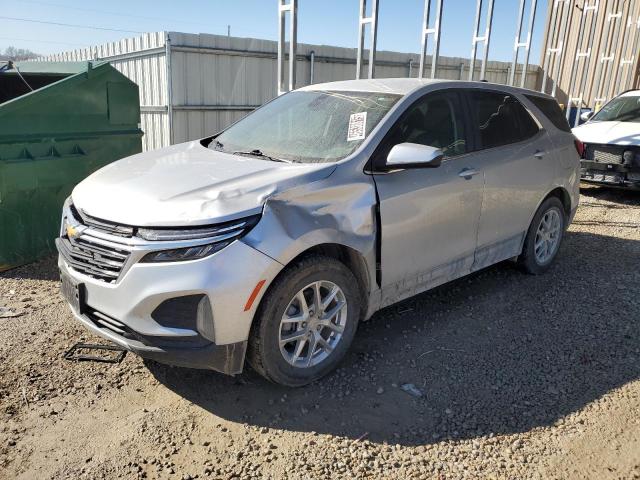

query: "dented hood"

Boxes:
[572, 121, 640, 146]
[72, 140, 336, 226]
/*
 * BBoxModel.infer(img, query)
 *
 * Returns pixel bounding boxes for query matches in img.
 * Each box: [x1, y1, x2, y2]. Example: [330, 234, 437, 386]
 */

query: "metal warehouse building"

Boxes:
[540, 0, 640, 109]
[41, 31, 542, 151]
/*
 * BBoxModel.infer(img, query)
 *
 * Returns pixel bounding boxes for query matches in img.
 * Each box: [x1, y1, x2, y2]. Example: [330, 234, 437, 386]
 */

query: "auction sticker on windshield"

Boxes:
[347, 112, 367, 141]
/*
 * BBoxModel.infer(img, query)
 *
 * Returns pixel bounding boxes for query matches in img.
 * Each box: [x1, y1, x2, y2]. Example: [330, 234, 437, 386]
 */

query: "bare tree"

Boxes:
[0, 46, 40, 61]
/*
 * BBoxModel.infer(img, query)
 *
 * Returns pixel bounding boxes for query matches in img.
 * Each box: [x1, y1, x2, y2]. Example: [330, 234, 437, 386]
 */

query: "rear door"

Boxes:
[462, 89, 555, 271]
[372, 89, 484, 307]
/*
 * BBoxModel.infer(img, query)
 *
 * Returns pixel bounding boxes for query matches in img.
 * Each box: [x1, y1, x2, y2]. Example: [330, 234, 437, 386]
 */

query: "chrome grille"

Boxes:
[585, 144, 624, 164]
[57, 236, 130, 283]
[70, 204, 133, 238]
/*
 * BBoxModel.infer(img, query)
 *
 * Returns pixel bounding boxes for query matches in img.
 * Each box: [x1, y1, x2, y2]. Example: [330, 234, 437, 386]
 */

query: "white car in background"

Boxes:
[573, 90, 640, 189]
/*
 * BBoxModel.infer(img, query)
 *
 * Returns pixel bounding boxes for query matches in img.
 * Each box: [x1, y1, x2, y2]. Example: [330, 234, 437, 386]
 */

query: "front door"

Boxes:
[371, 90, 484, 307]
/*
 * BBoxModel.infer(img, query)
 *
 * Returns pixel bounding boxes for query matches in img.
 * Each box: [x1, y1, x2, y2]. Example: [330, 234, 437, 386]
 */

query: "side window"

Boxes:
[468, 91, 539, 150]
[381, 91, 467, 161]
[524, 94, 572, 132]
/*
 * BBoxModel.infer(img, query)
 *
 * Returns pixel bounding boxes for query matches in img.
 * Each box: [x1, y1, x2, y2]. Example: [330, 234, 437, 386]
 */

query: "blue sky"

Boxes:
[2, 0, 548, 63]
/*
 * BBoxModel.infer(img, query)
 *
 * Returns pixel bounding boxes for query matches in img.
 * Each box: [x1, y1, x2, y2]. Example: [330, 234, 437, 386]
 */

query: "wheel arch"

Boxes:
[517, 187, 569, 274]
[526, 186, 572, 230]
[519, 186, 572, 257]
[253, 243, 371, 325]
[545, 186, 572, 218]
[246, 245, 368, 385]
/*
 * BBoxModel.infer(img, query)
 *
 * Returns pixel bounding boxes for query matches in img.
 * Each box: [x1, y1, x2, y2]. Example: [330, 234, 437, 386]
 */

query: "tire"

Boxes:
[518, 196, 566, 275]
[247, 255, 361, 387]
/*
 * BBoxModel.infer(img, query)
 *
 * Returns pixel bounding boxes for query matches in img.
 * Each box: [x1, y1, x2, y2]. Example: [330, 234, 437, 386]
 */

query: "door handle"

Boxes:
[458, 168, 480, 179]
[534, 150, 546, 159]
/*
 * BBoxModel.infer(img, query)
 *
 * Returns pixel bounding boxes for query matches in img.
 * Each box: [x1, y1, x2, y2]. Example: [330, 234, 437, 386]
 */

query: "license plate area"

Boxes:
[60, 271, 85, 314]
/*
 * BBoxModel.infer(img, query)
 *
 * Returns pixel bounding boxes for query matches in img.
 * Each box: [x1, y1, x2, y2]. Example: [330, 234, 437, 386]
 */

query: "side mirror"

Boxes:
[386, 143, 444, 170]
[580, 110, 593, 123]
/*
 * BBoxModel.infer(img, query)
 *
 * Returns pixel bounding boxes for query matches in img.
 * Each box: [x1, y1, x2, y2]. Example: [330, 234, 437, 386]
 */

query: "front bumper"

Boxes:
[57, 238, 283, 374]
[580, 161, 640, 189]
[66, 304, 247, 374]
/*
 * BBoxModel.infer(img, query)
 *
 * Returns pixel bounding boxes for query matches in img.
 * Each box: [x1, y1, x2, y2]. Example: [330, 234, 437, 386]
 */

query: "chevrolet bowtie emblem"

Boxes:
[66, 224, 79, 239]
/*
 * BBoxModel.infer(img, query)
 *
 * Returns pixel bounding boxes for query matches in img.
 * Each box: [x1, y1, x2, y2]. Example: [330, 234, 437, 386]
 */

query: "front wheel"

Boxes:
[247, 255, 361, 386]
[518, 196, 566, 274]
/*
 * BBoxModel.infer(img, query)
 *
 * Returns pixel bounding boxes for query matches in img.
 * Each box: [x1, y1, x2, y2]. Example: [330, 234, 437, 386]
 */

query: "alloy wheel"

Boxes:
[534, 207, 562, 264]
[278, 280, 348, 368]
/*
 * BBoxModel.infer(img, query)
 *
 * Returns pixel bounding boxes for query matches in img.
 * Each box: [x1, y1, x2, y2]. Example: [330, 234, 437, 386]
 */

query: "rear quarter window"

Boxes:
[525, 94, 572, 133]
[467, 91, 540, 150]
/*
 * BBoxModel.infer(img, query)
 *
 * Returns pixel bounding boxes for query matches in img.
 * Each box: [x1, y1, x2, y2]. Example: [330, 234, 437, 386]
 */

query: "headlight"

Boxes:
[620, 149, 640, 167]
[140, 242, 231, 263]
[138, 214, 260, 263]
[623, 150, 635, 165]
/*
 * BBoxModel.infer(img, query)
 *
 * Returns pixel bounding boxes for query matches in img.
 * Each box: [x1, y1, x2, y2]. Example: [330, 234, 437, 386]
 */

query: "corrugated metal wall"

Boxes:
[540, 0, 640, 107]
[43, 31, 543, 151]
[168, 32, 541, 146]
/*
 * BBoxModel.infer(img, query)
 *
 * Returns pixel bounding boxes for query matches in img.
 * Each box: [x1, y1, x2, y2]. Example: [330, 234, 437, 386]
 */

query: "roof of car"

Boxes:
[297, 77, 549, 98]
[298, 78, 447, 95]
[618, 89, 640, 97]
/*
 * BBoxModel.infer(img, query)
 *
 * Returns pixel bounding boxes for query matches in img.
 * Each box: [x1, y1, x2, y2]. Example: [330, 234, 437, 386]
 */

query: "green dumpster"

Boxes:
[0, 61, 143, 271]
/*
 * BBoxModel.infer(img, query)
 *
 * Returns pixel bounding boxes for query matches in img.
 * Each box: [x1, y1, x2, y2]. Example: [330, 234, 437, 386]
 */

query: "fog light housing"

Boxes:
[151, 294, 215, 341]
[152, 295, 204, 330]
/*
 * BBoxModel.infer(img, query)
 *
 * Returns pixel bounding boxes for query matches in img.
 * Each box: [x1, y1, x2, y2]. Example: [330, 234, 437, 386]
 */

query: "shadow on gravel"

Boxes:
[147, 230, 640, 447]
[580, 184, 640, 206]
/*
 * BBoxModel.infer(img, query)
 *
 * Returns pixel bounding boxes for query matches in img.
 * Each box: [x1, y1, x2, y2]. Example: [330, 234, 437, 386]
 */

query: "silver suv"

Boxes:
[57, 79, 580, 386]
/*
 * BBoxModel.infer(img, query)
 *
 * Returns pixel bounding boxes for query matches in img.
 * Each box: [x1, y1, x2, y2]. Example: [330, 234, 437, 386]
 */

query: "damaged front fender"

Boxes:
[242, 163, 380, 315]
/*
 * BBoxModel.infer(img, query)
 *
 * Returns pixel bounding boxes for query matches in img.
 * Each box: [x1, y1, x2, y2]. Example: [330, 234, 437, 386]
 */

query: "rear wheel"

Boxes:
[247, 255, 360, 386]
[518, 196, 566, 274]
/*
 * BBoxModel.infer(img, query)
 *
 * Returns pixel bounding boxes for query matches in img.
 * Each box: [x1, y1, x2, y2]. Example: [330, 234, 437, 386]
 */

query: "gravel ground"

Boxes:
[1, 186, 639, 480]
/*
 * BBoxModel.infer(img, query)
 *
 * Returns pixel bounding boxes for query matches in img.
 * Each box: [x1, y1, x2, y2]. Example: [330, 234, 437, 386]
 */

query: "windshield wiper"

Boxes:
[231, 149, 292, 163]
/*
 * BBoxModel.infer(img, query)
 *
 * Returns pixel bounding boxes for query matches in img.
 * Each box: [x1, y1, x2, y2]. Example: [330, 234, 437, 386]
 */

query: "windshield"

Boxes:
[591, 95, 640, 123]
[211, 90, 401, 163]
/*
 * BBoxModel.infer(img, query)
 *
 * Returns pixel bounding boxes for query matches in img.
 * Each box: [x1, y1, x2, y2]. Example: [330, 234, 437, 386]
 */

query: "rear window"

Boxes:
[468, 91, 540, 150]
[525, 94, 572, 132]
